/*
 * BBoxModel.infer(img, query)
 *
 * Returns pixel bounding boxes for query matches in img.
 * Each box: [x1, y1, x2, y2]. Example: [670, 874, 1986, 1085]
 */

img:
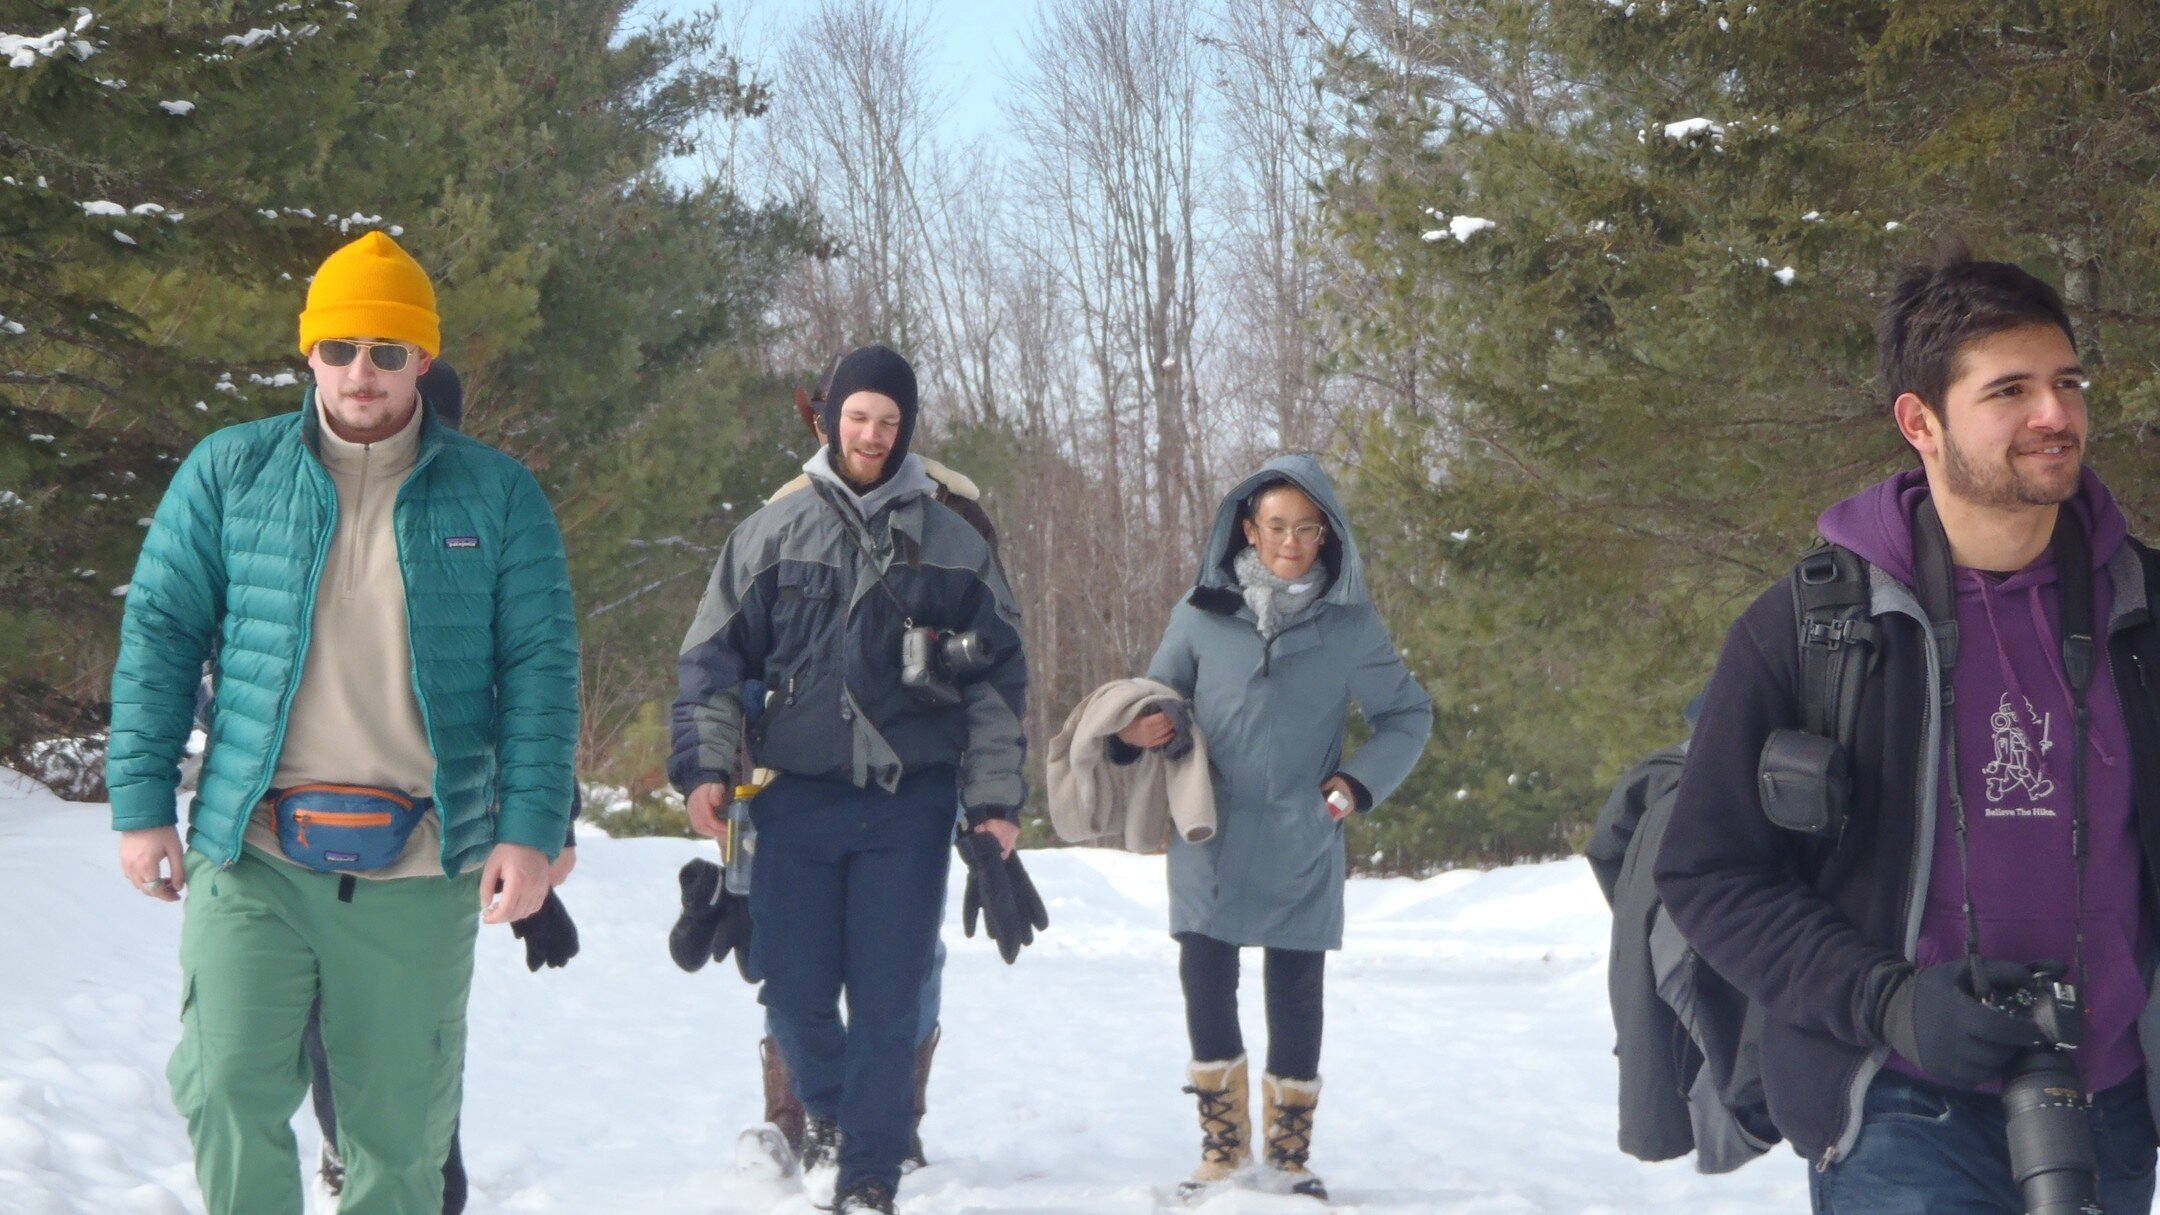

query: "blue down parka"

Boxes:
[1148, 456, 1434, 951]
[106, 393, 580, 874]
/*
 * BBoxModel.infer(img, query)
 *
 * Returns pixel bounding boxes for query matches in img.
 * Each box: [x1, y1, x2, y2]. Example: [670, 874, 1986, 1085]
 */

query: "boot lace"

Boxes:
[1268, 1102, 1314, 1169]
[1183, 1082, 1246, 1164]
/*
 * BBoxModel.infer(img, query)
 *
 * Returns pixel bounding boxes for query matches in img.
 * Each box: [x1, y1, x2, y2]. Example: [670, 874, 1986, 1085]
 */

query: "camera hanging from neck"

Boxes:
[1911, 497, 2096, 1003]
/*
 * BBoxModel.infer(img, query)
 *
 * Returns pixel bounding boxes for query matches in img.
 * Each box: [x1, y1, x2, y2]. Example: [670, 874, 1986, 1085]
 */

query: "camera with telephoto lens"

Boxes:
[900, 626, 992, 707]
[1983, 963, 2103, 1215]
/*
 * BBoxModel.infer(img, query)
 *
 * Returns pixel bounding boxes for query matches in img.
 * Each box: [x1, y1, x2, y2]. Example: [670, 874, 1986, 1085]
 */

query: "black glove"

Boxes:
[1874, 959, 2054, 1089]
[958, 831, 1050, 964]
[510, 890, 580, 971]
[670, 858, 728, 972]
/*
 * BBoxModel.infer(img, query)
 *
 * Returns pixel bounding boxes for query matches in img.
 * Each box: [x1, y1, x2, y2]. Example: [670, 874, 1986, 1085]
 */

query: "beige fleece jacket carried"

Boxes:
[245, 397, 445, 878]
[1048, 677, 1217, 853]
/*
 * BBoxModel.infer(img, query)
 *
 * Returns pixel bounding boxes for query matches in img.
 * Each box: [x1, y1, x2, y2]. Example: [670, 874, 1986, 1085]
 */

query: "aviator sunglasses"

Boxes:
[315, 339, 419, 373]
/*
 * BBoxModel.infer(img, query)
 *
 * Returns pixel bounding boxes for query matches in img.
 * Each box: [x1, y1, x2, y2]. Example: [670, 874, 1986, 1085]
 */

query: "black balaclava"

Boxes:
[820, 344, 918, 490]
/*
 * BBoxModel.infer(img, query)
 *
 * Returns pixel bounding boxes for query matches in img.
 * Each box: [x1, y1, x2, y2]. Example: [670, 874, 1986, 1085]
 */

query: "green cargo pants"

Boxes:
[169, 845, 481, 1214]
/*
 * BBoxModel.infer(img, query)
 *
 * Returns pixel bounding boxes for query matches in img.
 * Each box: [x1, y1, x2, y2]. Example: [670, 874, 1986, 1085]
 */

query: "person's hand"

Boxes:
[1116, 711, 1175, 750]
[686, 782, 733, 840]
[1320, 775, 1357, 822]
[119, 826, 186, 902]
[974, 817, 1021, 860]
[548, 844, 578, 888]
[1875, 959, 2054, 1089]
[480, 842, 551, 925]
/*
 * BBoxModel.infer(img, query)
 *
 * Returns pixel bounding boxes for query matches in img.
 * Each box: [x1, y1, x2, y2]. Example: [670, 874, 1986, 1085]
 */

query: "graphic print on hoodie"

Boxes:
[1817, 467, 2147, 1093]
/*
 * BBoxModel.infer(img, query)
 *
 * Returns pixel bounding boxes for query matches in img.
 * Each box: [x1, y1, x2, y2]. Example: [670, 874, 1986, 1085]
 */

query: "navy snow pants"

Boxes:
[748, 765, 956, 1192]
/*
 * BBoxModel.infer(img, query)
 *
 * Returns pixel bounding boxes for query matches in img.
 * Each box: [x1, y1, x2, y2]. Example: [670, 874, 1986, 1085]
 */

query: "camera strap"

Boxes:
[811, 478, 919, 628]
[1914, 499, 2094, 997]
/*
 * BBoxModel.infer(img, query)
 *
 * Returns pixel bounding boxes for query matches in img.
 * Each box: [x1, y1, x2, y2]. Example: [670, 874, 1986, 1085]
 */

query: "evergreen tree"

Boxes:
[1322, 0, 2160, 865]
[1, 0, 395, 753]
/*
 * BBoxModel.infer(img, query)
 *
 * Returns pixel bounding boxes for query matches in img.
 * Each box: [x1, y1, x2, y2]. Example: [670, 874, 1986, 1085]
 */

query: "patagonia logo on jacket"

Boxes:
[445, 536, 480, 549]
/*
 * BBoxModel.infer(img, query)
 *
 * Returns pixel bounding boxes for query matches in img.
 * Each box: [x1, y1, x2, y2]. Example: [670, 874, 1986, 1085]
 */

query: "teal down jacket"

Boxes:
[106, 394, 579, 875]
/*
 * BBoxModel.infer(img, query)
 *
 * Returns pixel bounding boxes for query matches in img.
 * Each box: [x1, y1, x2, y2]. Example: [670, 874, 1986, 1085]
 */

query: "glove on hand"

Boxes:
[959, 831, 1051, 964]
[511, 890, 580, 971]
[1875, 958, 2053, 1089]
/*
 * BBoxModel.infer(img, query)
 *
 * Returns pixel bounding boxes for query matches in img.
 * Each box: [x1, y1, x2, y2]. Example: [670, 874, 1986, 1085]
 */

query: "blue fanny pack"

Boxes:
[272, 784, 430, 873]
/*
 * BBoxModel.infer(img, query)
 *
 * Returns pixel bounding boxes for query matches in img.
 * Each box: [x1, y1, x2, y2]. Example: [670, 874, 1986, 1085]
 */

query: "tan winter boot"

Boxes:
[1260, 1073, 1326, 1200]
[1177, 1055, 1251, 1200]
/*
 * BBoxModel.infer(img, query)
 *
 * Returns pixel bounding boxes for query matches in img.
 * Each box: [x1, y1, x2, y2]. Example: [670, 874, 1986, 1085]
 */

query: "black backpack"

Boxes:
[1588, 541, 1879, 1173]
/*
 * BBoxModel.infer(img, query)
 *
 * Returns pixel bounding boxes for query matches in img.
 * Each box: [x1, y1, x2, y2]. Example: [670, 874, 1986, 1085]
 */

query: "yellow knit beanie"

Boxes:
[296, 232, 441, 357]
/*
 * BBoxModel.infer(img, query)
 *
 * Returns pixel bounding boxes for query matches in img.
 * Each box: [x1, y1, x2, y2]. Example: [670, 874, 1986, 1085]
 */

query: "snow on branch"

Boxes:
[3, 9, 96, 70]
[1419, 209, 1497, 244]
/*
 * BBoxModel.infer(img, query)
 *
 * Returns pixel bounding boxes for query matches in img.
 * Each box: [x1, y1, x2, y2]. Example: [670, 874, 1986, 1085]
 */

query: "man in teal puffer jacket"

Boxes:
[105, 232, 579, 1215]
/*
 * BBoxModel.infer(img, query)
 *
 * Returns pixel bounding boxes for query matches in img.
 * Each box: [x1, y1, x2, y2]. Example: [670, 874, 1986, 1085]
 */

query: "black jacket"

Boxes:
[1655, 544, 2160, 1165]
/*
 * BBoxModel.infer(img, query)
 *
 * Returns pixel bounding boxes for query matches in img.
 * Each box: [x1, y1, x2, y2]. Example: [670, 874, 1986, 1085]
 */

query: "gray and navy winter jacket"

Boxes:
[668, 453, 1028, 822]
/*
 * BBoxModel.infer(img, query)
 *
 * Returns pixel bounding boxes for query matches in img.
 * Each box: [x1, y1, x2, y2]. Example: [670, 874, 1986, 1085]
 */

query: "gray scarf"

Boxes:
[1235, 546, 1326, 639]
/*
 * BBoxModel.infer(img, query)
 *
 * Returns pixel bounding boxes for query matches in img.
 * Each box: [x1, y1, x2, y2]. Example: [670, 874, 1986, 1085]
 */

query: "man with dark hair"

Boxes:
[1658, 247, 2160, 1212]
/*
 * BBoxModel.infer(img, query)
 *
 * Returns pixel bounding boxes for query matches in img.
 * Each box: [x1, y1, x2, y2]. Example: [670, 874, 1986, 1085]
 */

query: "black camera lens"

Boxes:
[938, 631, 990, 676]
[2002, 1051, 2104, 1215]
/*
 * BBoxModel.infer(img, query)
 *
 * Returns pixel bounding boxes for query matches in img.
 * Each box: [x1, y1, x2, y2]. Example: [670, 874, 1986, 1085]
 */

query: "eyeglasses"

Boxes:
[315, 339, 418, 373]
[1257, 522, 1327, 545]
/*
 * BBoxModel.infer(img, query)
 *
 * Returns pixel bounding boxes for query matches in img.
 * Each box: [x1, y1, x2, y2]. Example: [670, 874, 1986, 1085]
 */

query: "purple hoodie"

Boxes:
[1818, 468, 2146, 1094]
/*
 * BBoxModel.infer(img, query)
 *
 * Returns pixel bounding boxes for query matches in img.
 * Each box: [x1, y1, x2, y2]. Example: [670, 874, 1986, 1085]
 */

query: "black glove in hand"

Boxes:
[669, 857, 757, 979]
[959, 831, 1050, 964]
[1876, 959, 2052, 1089]
[669, 858, 727, 972]
[511, 890, 580, 971]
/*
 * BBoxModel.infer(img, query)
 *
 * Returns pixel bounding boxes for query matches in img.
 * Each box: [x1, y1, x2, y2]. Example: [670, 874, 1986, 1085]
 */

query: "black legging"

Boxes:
[1176, 931, 1325, 1080]
[304, 997, 467, 1214]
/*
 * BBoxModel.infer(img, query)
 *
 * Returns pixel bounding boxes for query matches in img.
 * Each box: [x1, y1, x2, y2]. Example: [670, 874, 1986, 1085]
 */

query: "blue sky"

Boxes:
[640, 0, 1037, 145]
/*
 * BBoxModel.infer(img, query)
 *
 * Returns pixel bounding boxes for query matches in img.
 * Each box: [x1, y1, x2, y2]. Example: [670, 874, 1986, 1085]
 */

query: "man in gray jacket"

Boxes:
[668, 344, 1026, 1215]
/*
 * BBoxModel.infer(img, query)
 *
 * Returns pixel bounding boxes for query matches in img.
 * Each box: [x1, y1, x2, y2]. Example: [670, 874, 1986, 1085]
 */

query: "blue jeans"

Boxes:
[1811, 1071, 2158, 1214]
[748, 767, 955, 1192]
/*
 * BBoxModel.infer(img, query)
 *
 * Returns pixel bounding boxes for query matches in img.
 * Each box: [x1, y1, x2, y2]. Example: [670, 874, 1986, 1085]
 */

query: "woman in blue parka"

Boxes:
[1116, 455, 1433, 1201]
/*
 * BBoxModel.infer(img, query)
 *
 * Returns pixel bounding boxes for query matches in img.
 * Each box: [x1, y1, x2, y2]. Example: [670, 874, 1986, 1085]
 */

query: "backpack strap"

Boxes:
[1790, 543, 1881, 749]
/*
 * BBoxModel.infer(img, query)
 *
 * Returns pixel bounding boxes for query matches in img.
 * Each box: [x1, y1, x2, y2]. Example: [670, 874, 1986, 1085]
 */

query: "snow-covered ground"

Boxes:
[0, 767, 1808, 1213]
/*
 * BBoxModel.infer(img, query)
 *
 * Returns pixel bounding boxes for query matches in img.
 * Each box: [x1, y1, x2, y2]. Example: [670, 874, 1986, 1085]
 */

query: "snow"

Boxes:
[1448, 216, 1495, 242]
[0, 771, 1810, 1213]
[157, 100, 194, 116]
[111, 230, 136, 246]
[2, 10, 96, 70]
[1772, 266, 1796, 286]
[78, 201, 125, 217]
[1660, 118, 1725, 142]
[1419, 216, 1496, 244]
[0, 317, 24, 336]
[219, 27, 284, 49]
